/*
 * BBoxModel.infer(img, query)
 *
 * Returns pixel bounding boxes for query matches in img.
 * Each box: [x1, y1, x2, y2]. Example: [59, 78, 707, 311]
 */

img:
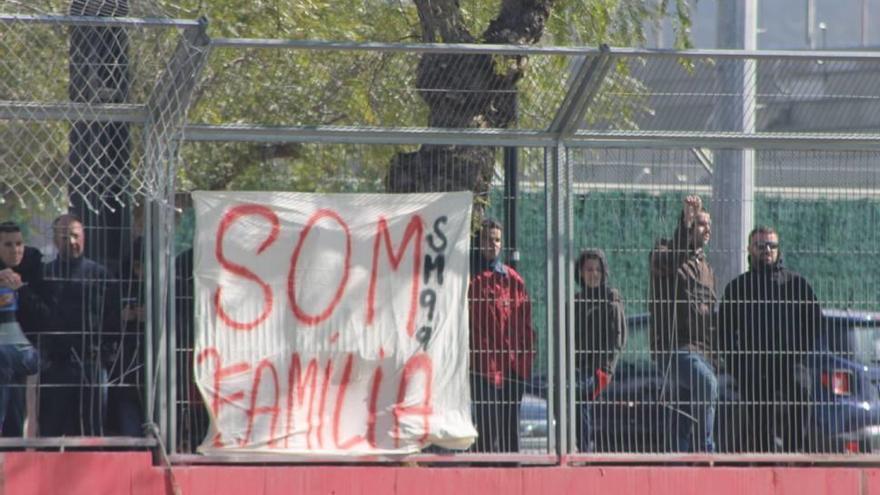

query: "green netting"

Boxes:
[491, 190, 880, 375]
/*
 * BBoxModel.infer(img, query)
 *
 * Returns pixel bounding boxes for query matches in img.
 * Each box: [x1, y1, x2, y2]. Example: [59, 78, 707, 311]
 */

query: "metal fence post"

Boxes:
[547, 142, 571, 458]
[548, 47, 613, 455]
[543, 144, 560, 458]
[712, 0, 757, 290]
[142, 17, 210, 453]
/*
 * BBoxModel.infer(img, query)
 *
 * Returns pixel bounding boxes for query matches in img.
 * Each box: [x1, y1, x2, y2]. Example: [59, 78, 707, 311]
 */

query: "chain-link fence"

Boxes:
[569, 148, 880, 459]
[0, 3, 207, 447]
[5, 7, 880, 463]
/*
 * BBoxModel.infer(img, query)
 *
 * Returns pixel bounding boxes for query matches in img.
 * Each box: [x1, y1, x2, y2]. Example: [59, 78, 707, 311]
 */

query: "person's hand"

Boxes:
[0, 269, 22, 290]
[590, 368, 612, 400]
[683, 195, 703, 227]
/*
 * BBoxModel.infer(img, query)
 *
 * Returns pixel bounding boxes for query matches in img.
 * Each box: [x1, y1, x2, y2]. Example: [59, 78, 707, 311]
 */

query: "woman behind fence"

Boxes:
[574, 248, 627, 452]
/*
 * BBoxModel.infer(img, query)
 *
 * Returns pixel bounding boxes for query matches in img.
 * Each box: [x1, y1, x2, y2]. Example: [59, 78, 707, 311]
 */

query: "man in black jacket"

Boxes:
[40, 214, 120, 436]
[0, 221, 44, 436]
[719, 226, 821, 452]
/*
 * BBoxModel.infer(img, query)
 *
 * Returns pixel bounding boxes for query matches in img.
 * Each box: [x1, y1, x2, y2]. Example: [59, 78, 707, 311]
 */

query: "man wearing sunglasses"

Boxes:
[719, 226, 822, 453]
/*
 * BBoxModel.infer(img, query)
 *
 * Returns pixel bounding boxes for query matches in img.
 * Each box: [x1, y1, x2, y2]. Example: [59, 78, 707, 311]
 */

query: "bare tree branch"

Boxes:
[388, 0, 558, 197]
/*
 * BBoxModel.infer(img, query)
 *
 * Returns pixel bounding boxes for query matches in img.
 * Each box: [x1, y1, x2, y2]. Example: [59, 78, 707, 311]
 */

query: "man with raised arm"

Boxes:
[649, 195, 719, 453]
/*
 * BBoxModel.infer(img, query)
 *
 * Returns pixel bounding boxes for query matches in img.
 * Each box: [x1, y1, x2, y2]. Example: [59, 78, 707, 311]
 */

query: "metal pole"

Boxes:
[561, 143, 576, 455]
[712, 0, 756, 290]
[806, 0, 816, 49]
[67, 0, 131, 270]
[144, 196, 155, 430]
[142, 18, 211, 452]
[545, 142, 568, 458]
[543, 46, 612, 456]
[503, 99, 518, 269]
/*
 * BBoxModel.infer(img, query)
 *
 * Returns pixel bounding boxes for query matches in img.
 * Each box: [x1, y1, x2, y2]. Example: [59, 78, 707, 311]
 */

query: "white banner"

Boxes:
[192, 191, 476, 455]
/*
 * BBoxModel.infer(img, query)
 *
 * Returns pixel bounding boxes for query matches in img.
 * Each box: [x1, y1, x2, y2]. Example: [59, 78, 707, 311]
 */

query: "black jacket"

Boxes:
[42, 255, 120, 358]
[718, 257, 821, 398]
[574, 249, 627, 376]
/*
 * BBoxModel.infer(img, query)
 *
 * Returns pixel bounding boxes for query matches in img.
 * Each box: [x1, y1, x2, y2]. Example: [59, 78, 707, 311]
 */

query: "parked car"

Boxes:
[518, 309, 880, 454]
[519, 392, 551, 453]
[806, 309, 880, 453]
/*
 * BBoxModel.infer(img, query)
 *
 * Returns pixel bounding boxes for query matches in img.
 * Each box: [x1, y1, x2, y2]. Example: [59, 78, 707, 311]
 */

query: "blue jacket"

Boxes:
[0, 246, 49, 333]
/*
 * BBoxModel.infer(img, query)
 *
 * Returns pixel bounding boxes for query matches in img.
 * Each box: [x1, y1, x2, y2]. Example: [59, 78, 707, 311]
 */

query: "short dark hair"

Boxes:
[0, 221, 21, 235]
[52, 213, 83, 229]
[749, 225, 778, 243]
[480, 217, 503, 232]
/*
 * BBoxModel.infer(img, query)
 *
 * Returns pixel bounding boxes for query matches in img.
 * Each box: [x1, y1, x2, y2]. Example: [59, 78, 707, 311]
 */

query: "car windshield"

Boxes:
[849, 326, 880, 366]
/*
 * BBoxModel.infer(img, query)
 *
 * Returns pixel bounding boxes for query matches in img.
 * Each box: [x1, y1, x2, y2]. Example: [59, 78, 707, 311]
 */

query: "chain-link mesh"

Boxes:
[177, 43, 880, 461]
[0, 15, 188, 212]
[0, 3, 207, 445]
[586, 54, 880, 135]
[172, 142, 552, 456]
[7, 7, 880, 462]
[2, 1, 168, 16]
[570, 147, 880, 456]
[190, 44, 579, 131]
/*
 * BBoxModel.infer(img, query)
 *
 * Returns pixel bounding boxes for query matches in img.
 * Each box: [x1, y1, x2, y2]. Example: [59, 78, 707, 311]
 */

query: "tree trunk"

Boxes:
[386, 0, 554, 204]
[68, 0, 131, 271]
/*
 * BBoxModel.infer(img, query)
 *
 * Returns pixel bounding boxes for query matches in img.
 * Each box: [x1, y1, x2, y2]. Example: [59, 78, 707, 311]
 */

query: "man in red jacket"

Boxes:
[469, 217, 536, 453]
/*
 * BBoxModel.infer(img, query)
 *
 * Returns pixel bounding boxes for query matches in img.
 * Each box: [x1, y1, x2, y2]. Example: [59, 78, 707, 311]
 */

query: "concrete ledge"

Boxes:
[3, 452, 880, 495]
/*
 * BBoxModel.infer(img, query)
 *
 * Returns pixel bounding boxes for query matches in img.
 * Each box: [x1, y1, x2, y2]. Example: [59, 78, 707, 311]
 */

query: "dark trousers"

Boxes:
[0, 344, 39, 436]
[737, 393, 807, 452]
[2, 380, 27, 437]
[734, 362, 809, 453]
[575, 375, 595, 452]
[39, 356, 106, 437]
[106, 386, 144, 437]
[470, 374, 524, 453]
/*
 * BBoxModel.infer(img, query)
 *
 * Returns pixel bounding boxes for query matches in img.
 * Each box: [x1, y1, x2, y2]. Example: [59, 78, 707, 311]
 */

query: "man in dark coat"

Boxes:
[40, 214, 120, 436]
[719, 226, 821, 452]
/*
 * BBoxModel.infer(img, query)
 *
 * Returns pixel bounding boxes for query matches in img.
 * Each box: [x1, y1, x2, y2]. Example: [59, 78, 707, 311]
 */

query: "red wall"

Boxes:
[4, 452, 880, 495]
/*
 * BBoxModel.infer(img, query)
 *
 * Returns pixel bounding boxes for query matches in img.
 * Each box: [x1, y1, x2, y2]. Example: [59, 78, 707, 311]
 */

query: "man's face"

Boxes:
[0, 231, 24, 268]
[749, 231, 779, 267]
[53, 219, 85, 259]
[480, 227, 502, 262]
[693, 211, 711, 248]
